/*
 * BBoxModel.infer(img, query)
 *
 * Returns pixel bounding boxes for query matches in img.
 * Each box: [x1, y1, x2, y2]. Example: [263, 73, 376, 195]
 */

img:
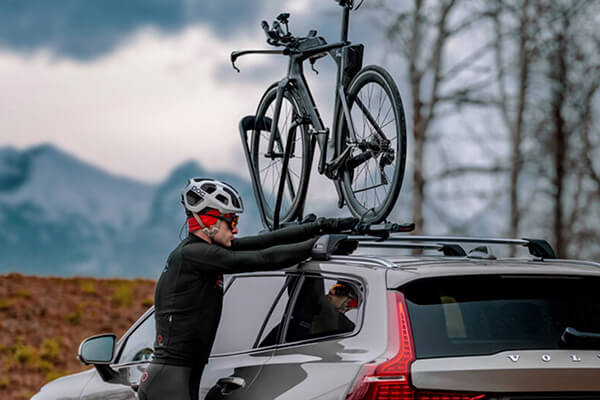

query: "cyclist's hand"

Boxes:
[301, 213, 318, 224]
[315, 217, 359, 234]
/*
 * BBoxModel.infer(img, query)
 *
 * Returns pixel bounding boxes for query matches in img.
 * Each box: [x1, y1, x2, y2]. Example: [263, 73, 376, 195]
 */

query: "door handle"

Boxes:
[216, 376, 246, 395]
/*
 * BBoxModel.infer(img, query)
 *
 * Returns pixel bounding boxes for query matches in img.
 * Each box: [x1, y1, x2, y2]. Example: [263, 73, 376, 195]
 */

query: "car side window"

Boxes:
[255, 274, 301, 348]
[211, 275, 288, 355]
[285, 276, 362, 343]
[117, 313, 155, 364]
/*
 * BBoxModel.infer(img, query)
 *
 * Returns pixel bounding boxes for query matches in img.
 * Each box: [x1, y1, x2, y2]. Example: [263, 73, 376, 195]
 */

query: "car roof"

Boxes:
[302, 242, 600, 288]
[384, 257, 600, 287]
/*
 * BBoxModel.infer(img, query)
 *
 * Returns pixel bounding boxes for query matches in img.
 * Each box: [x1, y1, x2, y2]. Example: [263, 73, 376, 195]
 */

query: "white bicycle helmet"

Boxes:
[181, 178, 244, 215]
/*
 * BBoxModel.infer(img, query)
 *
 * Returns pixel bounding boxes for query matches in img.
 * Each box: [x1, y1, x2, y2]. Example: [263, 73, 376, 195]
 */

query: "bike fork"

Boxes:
[266, 80, 289, 157]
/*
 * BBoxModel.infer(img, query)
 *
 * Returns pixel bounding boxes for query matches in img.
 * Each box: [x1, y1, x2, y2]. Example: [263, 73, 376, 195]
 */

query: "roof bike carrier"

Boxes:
[352, 221, 415, 240]
[239, 115, 308, 230]
[356, 236, 556, 259]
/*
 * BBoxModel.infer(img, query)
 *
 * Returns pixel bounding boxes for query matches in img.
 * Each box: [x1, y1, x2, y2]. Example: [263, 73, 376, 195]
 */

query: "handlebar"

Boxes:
[231, 9, 355, 72]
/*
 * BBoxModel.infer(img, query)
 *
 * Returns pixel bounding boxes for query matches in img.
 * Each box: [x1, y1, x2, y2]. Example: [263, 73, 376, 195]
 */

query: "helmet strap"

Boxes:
[192, 212, 219, 238]
[192, 212, 206, 229]
[203, 220, 220, 238]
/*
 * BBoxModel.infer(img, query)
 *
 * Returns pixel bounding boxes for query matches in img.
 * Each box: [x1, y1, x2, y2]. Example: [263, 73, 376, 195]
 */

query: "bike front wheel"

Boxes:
[251, 84, 311, 228]
[335, 65, 407, 223]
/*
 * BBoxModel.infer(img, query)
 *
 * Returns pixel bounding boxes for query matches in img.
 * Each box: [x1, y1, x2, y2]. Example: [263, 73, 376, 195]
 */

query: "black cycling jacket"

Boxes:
[152, 223, 320, 367]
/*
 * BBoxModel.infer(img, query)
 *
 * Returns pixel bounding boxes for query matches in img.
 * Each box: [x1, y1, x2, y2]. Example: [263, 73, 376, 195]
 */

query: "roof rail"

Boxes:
[357, 240, 467, 257]
[330, 255, 397, 269]
[360, 236, 556, 259]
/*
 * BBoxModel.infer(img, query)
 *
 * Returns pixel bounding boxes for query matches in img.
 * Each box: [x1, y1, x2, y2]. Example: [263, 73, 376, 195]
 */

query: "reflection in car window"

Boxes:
[285, 276, 361, 343]
[211, 276, 287, 355]
[118, 313, 155, 364]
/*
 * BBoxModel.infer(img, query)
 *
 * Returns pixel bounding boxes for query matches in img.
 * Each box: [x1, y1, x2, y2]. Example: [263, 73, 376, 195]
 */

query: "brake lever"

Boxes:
[230, 52, 241, 73]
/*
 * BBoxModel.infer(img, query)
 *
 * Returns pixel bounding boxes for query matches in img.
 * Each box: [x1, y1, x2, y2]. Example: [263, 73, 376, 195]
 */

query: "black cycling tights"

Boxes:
[138, 363, 204, 400]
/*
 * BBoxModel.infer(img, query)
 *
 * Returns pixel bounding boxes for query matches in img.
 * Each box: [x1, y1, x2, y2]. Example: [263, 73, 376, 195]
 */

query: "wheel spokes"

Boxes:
[346, 81, 398, 212]
[256, 95, 304, 219]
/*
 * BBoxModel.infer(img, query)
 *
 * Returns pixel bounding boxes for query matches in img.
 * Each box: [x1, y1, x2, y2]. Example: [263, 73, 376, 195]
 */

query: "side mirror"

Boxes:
[78, 334, 116, 365]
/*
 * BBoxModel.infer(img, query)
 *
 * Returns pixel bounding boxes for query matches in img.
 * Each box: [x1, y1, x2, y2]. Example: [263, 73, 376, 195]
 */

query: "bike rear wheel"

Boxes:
[251, 84, 311, 228]
[335, 65, 407, 223]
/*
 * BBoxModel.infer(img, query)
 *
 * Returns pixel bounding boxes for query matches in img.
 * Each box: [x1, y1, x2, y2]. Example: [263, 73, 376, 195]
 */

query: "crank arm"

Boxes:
[346, 150, 374, 170]
[325, 146, 353, 179]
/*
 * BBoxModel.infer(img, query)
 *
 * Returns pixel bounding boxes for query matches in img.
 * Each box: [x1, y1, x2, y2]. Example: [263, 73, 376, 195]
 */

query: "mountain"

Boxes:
[0, 144, 519, 278]
[0, 144, 260, 278]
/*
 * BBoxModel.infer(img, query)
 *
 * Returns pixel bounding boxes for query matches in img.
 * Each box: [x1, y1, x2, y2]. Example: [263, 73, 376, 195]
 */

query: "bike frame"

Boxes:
[233, 4, 368, 227]
[268, 7, 361, 174]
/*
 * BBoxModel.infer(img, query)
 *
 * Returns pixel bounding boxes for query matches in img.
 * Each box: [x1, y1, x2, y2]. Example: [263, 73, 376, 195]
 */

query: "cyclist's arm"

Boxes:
[182, 238, 317, 273]
[231, 222, 320, 251]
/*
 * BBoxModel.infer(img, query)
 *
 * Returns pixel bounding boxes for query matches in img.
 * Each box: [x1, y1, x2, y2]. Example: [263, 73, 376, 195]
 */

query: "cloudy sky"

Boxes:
[0, 0, 390, 183]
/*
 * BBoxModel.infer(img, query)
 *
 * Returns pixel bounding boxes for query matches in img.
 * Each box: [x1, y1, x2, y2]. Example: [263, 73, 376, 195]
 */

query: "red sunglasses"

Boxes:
[214, 214, 239, 230]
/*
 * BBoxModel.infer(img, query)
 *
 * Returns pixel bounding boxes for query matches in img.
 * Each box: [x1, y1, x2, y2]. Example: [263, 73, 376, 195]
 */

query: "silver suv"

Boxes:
[32, 236, 600, 399]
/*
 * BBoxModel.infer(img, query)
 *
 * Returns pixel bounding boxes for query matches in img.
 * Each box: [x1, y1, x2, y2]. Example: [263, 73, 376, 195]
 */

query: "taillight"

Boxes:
[346, 292, 486, 400]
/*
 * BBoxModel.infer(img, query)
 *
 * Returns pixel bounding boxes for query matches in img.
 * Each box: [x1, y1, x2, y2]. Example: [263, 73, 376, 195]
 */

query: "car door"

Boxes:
[80, 308, 155, 399]
[201, 272, 300, 400]
[251, 272, 381, 400]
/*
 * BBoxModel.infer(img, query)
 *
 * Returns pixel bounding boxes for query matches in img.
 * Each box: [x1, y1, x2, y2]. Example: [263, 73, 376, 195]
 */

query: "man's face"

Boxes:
[212, 217, 238, 247]
[327, 294, 352, 313]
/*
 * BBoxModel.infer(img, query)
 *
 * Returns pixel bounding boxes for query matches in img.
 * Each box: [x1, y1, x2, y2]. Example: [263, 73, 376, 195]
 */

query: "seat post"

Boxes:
[340, 5, 350, 42]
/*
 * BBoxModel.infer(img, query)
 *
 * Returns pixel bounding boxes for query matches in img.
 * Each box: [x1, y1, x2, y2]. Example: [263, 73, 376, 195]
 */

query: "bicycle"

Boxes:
[232, 0, 407, 229]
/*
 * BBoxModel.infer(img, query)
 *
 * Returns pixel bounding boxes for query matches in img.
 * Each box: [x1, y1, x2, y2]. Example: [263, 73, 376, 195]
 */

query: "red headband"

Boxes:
[188, 209, 221, 232]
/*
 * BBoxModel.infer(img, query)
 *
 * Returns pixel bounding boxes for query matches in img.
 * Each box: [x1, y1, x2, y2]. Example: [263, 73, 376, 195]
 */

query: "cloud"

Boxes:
[0, 26, 276, 182]
[0, 0, 262, 60]
[0, 1, 395, 185]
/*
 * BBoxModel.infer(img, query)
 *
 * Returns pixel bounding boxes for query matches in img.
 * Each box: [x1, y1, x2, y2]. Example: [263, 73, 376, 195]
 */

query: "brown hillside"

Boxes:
[0, 273, 155, 400]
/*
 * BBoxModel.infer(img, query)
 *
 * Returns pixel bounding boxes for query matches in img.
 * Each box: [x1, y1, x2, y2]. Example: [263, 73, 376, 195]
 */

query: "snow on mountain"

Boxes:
[0, 143, 515, 277]
[0, 144, 259, 277]
[0, 144, 154, 229]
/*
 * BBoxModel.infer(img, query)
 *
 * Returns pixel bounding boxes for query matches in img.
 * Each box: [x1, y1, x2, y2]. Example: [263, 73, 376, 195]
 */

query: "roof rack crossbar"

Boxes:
[358, 241, 467, 257]
[377, 235, 556, 259]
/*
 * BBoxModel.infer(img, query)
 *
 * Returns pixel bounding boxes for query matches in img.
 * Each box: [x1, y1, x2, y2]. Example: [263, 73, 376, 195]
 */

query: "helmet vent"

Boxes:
[202, 183, 217, 194]
[216, 194, 229, 205]
[224, 188, 240, 208]
[186, 192, 202, 206]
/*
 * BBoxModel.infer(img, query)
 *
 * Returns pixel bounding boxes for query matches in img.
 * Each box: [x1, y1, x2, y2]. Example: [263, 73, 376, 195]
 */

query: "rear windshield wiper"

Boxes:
[561, 327, 600, 349]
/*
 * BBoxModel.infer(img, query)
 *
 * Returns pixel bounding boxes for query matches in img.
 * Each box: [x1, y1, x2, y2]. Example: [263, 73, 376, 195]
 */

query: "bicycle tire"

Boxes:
[335, 65, 407, 223]
[251, 84, 312, 228]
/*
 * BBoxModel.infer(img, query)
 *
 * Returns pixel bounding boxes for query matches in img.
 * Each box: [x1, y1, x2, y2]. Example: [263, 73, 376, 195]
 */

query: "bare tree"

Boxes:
[529, 0, 600, 257]
[490, 0, 540, 247]
[374, 0, 496, 234]
[373, 0, 600, 259]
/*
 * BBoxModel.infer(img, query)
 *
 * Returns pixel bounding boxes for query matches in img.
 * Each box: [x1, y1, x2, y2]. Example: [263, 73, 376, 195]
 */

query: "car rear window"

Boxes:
[402, 275, 600, 358]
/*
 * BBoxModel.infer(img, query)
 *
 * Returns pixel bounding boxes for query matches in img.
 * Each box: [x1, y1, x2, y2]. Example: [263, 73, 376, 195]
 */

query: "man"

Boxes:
[309, 282, 360, 336]
[138, 177, 357, 400]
